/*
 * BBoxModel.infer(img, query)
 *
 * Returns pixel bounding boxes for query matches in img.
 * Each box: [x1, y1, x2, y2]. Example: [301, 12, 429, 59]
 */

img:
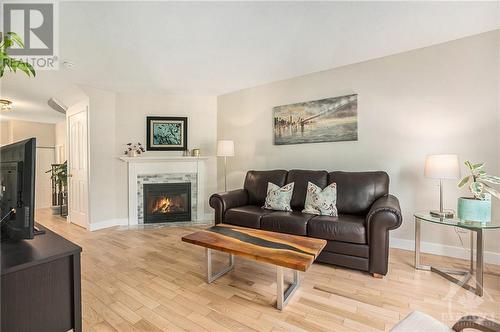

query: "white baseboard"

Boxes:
[390, 237, 500, 266]
[89, 218, 128, 231]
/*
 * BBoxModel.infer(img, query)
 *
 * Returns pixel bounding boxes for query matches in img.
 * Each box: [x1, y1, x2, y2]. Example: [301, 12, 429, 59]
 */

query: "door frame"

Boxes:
[35, 146, 56, 209]
[66, 99, 91, 230]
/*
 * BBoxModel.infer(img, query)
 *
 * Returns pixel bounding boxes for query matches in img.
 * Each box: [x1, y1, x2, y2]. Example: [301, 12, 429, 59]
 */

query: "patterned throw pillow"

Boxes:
[302, 182, 338, 216]
[263, 182, 295, 212]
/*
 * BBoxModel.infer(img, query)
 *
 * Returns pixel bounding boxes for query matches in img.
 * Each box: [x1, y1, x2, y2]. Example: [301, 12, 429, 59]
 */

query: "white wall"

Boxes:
[114, 93, 218, 220]
[79, 86, 118, 227]
[217, 31, 500, 257]
[54, 120, 67, 163]
[498, 31, 500, 185]
[63, 88, 217, 229]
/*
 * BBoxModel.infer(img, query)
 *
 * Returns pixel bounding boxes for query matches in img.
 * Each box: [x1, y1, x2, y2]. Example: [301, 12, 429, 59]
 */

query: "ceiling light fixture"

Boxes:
[0, 99, 13, 111]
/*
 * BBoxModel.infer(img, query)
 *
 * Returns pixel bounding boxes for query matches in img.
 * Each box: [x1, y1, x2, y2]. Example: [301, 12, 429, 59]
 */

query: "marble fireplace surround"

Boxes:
[137, 173, 196, 224]
[120, 156, 210, 226]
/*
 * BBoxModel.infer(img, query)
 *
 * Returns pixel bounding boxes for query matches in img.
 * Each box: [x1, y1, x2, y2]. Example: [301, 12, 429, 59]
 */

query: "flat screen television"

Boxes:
[0, 138, 38, 240]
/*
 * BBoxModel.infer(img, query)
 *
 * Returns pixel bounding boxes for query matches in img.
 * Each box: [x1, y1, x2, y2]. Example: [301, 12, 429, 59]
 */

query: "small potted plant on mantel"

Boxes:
[457, 161, 500, 222]
[124, 142, 145, 157]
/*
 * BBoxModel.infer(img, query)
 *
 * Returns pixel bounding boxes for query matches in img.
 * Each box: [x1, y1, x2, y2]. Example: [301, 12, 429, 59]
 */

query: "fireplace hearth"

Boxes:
[143, 183, 191, 223]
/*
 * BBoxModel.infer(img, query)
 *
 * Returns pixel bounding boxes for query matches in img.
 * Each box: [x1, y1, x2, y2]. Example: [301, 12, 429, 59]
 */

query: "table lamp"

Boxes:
[217, 140, 234, 192]
[424, 154, 460, 218]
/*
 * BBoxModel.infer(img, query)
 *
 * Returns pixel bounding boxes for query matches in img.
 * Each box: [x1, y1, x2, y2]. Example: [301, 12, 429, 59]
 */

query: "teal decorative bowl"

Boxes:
[457, 197, 491, 223]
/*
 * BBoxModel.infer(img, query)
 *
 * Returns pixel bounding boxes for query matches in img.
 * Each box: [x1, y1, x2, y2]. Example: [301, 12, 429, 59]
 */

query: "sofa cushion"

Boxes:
[328, 171, 389, 215]
[302, 182, 338, 216]
[260, 211, 314, 236]
[263, 182, 294, 212]
[307, 214, 366, 244]
[287, 170, 328, 210]
[224, 205, 273, 229]
[244, 170, 288, 205]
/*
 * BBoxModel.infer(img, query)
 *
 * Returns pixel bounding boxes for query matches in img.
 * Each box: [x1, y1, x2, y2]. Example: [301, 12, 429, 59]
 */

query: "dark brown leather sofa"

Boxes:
[209, 170, 402, 277]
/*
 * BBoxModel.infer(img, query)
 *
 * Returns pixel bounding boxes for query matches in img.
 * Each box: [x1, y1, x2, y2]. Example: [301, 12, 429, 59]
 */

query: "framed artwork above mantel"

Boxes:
[146, 116, 188, 151]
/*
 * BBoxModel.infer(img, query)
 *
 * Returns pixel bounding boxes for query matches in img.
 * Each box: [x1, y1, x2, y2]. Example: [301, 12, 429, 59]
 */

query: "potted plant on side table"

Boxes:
[457, 161, 500, 222]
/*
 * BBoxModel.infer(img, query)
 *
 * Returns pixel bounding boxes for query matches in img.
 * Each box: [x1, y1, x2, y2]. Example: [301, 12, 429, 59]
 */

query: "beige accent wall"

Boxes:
[217, 31, 500, 254]
[0, 121, 12, 145]
[0, 120, 57, 209]
[5, 120, 55, 147]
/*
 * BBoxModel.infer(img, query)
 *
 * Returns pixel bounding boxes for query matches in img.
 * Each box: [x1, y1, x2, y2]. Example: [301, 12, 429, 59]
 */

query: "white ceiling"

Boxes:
[2, 1, 499, 123]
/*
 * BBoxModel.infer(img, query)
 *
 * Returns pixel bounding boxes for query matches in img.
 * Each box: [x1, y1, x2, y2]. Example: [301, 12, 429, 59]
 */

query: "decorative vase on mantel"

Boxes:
[457, 197, 491, 223]
[124, 142, 145, 157]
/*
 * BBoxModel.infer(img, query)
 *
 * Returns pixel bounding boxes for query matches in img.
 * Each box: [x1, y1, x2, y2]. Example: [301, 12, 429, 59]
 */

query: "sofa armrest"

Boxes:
[209, 189, 249, 224]
[453, 316, 500, 332]
[366, 194, 402, 236]
[366, 194, 402, 276]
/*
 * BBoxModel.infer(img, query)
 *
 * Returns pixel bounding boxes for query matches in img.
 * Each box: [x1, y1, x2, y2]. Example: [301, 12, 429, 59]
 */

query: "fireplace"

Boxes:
[143, 183, 191, 223]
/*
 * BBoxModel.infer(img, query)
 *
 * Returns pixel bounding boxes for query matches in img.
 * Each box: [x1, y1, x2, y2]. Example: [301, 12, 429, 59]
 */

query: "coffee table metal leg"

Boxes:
[276, 266, 300, 310]
[206, 248, 234, 283]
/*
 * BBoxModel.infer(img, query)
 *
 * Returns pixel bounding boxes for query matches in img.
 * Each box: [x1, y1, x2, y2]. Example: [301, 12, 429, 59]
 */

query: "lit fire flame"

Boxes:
[150, 195, 185, 214]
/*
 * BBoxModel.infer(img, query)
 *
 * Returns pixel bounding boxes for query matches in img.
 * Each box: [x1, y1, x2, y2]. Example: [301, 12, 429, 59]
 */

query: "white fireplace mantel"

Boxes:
[120, 156, 210, 225]
[119, 156, 210, 163]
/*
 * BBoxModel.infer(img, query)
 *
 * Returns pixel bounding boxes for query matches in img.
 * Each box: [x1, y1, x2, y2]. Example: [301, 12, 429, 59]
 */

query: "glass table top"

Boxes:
[415, 202, 500, 230]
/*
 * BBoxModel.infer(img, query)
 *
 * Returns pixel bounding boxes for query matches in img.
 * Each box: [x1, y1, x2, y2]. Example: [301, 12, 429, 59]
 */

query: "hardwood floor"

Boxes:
[36, 209, 500, 332]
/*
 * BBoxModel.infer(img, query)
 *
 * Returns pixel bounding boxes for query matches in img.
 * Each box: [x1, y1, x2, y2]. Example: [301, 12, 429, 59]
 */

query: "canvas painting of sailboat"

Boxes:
[273, 94, 358, 145]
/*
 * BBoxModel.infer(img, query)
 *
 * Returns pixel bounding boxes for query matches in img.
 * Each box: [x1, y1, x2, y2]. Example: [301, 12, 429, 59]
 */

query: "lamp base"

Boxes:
[430, 209, 455, 219]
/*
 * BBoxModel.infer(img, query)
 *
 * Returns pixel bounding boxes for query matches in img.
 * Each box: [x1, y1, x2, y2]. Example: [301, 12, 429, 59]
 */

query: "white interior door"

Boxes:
[67, 103, 89, 229]
[35, 147, 55, 209]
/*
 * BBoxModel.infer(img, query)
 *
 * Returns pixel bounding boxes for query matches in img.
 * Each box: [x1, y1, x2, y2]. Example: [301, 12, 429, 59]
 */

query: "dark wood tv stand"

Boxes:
[1, 223, 82, 332]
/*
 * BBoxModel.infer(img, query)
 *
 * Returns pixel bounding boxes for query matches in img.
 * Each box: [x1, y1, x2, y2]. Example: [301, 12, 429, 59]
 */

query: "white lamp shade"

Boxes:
[217, 140, 234, 157]
[424, 154, 460, 179]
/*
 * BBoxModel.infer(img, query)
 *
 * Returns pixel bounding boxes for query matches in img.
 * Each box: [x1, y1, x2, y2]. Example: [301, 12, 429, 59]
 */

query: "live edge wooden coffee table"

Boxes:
[182, 224, 326, 310]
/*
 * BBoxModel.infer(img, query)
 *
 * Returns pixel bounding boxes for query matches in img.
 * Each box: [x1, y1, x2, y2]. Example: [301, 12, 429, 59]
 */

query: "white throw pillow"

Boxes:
[302, 182, 338, 216]
[263, 182, 294, 212]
